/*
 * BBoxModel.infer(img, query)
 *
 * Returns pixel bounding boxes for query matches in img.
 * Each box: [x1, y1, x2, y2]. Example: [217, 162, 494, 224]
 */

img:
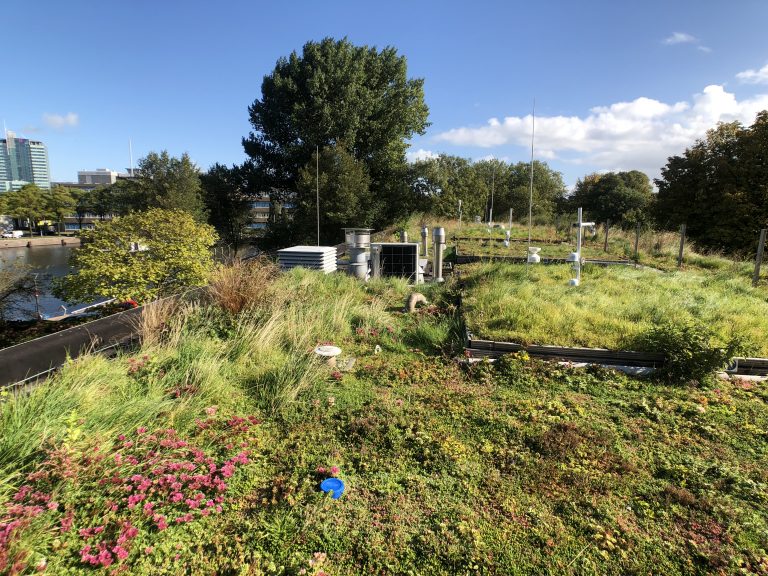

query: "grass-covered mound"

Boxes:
[462, 262, 768, 357]
[1, 261, 767, 575]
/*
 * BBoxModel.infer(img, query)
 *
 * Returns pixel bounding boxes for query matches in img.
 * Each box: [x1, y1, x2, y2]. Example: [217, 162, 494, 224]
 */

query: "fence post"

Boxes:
[677, 223, 686, 268]
[604, 220, 610, 252]
[634, 224, 640, 262]
[754, 228, 767, 287]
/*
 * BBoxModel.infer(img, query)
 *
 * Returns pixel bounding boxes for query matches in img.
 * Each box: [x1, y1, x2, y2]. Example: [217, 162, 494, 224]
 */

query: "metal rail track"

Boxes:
[465, 337, 768, 376]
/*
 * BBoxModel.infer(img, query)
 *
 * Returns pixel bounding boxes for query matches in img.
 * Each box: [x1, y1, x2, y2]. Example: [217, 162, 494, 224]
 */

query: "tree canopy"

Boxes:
[243, 37, 429, 242]
[655, 111, 768, 253]
[54, 209, 217, 304]
[201, 163, 257, 251]
[1, 185, 47, 234]
[44, 186, 78, 232]
[568, 170, 654, 227]
[294, 144, 373, 245]
[88, 152, 206, 221]
[137, 152, 207, 221]
[408, 156, 567, 223]
[408, 155, 487, 220]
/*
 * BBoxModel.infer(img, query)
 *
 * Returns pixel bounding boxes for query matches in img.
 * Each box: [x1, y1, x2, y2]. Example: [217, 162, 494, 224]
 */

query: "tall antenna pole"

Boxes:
[489, 164, 495, 226]
[316, 145, 320, 246]
[527, 99, 536, 251]
[129, 139, 134, 177]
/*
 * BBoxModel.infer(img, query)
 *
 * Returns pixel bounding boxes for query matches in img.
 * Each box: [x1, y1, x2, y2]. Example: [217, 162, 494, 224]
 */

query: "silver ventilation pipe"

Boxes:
[432, 227, 445, 282]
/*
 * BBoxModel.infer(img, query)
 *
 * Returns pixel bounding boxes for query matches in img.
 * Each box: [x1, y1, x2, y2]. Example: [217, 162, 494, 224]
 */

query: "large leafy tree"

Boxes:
[408, 155, 488, 220]
[408, 156, 566, 224]
[243, 37, 429, 240]
[568, 170, 654, 227]
[137, 151, 207, 221]
[201, 162, 256, 251]
[2, 185, 47, 235]
[90, 152, 207, 220]
[505, 161, 567, 224]
[293, 144, 373, 245]
[655, 112, 768, 253]
[53, 209, 217, 303]
[43, 186, 78, 233]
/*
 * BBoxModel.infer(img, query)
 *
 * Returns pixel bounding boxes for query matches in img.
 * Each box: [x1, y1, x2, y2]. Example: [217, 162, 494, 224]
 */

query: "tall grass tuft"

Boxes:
[132, 295, 181, 348]
[241, 352, 321, 416]
[208, 257, 279, 315]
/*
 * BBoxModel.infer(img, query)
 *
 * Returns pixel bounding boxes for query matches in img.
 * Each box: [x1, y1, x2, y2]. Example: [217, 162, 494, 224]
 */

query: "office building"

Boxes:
[0, 131, 51, 191]
[78, 169, 121, 186]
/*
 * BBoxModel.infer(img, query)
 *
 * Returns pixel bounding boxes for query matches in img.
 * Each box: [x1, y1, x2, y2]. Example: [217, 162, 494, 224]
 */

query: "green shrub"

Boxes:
[637, 320, 744, 384]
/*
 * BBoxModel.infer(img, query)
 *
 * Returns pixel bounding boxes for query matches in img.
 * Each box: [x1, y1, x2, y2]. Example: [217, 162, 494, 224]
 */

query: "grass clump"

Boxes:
[207, 256, 279, 316]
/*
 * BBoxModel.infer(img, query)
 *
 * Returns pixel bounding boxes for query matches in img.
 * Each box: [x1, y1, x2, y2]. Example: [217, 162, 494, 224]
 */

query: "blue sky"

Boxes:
[4, 0, 768, 187]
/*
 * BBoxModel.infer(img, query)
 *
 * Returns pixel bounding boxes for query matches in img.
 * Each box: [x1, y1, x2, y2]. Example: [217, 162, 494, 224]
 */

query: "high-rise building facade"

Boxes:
[0, 131, 51, 192]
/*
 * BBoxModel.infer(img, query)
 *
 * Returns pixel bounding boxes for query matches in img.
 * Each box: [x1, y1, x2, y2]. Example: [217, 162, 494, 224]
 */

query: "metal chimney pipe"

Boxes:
[371, 244, 381, 280]
[421, 226, 428, 257]
[401, 230, 408, 243]
[432, 227, 445, 282]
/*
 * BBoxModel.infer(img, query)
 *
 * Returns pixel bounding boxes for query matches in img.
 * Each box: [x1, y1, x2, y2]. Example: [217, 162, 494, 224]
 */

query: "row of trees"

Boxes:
[0, 185, 84, 235]
[656, 111, 768, 253]
[235, 37, 667, 244]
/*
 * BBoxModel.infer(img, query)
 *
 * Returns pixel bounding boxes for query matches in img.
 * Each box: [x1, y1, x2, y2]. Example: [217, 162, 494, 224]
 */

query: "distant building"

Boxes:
[248, 197, 271, 231]
[77, 169, 122, 186]
[0, 131, 51, 191]
[51, 181, 100, 193]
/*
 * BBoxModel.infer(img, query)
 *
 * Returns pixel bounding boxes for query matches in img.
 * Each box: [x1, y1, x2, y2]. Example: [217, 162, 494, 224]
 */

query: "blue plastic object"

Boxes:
[320, 478, 345, 499]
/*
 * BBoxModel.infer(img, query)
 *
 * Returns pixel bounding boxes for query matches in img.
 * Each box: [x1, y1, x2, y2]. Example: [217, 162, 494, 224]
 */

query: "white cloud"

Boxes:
[42, 112, 79, 129]
[406, 148, 439, 162]
[736, 63, 768, 85]
[434, 85, 768, 179]
[663, 32, 697, 45]
[662, 32, 710, 53]
[476, 154, 513, 163]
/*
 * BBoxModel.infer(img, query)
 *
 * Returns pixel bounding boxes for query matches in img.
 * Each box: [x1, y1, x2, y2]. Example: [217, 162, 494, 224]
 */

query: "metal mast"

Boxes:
[527, 99, 536, 251]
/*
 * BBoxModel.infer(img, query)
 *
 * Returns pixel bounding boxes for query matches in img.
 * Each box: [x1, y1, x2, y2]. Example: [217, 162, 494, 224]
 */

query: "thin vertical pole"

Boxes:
[33, 274, 42, 320]
[527, 99, 536, 256]
[489, 165, 495, 226]
[509, 208, 513, 230]
[677, 223, 686, 268]
[753, 228, 767, 287]
[576, 208, 583, 284]
[634, 223, 640, 262]
[316, 145, 320, 246]
[604, 219, 610, 252]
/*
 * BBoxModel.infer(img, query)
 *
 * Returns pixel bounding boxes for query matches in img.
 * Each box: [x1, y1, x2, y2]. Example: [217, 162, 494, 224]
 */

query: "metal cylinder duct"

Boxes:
[432, 227, 445, 282]
[349, 247, 368, 264]
[371, 244, 381, 279]
[348, 262, 368, 279]
[354, 231, 370, 247]
[401, 230, 408, 243]
[421, 226, 428, 257]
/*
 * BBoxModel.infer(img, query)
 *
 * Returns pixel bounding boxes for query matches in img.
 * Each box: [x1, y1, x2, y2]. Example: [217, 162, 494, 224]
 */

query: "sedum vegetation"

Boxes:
[1, 260, 767, 575]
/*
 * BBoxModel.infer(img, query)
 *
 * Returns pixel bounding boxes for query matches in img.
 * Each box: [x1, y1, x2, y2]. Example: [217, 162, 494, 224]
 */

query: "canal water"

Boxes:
[0, 245, 80, 319]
